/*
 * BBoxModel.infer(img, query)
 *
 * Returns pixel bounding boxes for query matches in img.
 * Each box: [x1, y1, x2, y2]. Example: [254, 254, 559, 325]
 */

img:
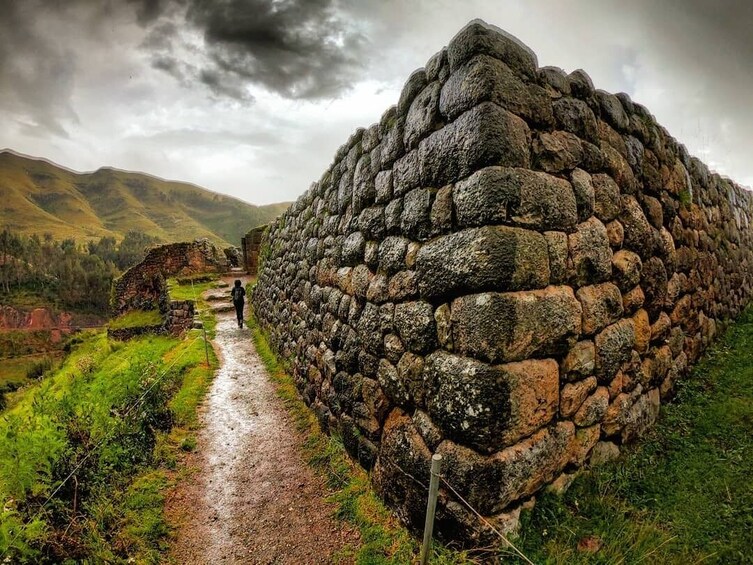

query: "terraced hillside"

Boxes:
[0, 150, 289, 247]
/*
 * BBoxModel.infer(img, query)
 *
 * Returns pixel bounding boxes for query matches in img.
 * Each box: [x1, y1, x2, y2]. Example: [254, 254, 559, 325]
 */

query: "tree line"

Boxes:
[0, 230, 158, 315]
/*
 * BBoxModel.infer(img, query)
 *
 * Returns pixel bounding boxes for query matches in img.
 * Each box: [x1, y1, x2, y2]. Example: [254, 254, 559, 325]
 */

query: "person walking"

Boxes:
[231, 279, 246, 328]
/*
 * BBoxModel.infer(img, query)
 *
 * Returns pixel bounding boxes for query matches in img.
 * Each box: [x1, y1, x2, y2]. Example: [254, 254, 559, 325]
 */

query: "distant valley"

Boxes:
[0, 150, 289, 247]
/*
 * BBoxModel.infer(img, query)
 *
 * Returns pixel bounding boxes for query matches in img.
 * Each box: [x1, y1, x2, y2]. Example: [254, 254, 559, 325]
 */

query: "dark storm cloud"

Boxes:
[140, 0, 368, 100]
[128, 0, 165, 25]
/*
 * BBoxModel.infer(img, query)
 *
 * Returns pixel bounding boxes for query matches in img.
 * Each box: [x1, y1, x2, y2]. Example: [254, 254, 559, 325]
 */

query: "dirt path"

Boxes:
[167, 276, 358, 564]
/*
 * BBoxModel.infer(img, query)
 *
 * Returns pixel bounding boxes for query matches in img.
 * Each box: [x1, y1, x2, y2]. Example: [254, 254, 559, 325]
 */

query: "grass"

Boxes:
[0, 354, 59, 388]
[108, 309, 163, 330]
[247, 310, 476, 564]
[0, 317, 218, 562]
[166, 276, 217, 302]
[516, 306, 753, 564]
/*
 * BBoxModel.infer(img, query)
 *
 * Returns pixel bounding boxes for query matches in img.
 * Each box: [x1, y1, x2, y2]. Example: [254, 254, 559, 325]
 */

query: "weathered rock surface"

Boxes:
[451, 287, 582, 363]
[251, 18, 753, 546]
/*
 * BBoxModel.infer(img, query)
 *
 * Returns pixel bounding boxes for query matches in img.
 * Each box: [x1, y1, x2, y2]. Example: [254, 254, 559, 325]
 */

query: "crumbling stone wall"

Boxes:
[113, 240, 225, 315]
[241, 225, 267, 275]
[252, 20, 753, 543]
[166, 300, 195, 334]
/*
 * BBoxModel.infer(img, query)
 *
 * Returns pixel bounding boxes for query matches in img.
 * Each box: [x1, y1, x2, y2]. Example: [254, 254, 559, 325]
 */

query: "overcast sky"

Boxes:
[1, 0, 751, 205]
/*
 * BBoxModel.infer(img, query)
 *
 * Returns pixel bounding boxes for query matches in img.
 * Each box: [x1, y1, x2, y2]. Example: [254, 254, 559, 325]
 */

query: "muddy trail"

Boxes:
[168, 276, 358, 564]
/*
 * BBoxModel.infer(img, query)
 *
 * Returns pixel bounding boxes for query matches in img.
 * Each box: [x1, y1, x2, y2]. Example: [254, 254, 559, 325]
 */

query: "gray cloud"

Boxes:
[1, 0, 753, 208]
[0, 0, 79, 137]
[140, 0, 369, 101]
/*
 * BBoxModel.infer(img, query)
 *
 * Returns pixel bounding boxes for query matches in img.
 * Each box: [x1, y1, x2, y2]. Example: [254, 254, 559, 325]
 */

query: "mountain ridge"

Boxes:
[0, 150, 289, 247]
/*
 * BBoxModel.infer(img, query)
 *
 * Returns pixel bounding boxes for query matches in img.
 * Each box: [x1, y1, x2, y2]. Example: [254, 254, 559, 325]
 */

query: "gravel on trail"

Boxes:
[167, 277, 359, 564]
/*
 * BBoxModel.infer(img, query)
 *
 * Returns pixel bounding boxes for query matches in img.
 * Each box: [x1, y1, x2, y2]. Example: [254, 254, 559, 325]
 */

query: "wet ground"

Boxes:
[168, 277, 358, 564]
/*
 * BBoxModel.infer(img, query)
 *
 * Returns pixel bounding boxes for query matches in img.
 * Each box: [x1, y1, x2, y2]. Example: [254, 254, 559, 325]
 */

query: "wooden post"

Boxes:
[201, 321, 210, 367]
[420, 453, 442, 565]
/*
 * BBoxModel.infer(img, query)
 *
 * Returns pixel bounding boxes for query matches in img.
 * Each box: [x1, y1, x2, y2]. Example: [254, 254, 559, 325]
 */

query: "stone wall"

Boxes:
[113, 240, 225, 315]
[166, 300, 196, 334]
[241, 225, 267, 275]
[251, 20, 753, 543]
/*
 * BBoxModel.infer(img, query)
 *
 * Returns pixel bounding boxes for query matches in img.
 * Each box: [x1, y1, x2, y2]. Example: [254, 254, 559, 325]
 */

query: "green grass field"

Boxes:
[0, 322, 217, 562]
[108, 309, 163, 330]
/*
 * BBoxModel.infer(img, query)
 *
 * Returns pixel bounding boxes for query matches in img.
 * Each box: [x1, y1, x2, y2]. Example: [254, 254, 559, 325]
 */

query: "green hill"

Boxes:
[0, 150, 289, 247]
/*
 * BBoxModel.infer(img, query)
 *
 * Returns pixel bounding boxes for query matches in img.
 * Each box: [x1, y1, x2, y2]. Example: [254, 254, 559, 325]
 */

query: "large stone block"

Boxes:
[440, 54, 552, 125]
[404, 81, 442, 150]
[568, 217, 613, 286]
[552, 97, 599, 144]
[595, 319, 635, 381]
[560, 376, 597, 418]
[437, 422, 575, 515]
[378, 236, 409, 275]
[532, 131, 584, 173]
[573, 386, 609, 427]
[416, 226, 549, 300]
[454, 167, 577, 231]
[576, 282, 624, 335]
[560, 340, 595, 381]
[418, 102, 531, 189]
[570, 168, 595, 222]
[641, 256, 669, 321]
[612, 250, 642, 291]
[377, 358, 410, 406]
[401, 188, 432, 240]
[373, 409, 433, 526]
[592, 174, 621, 222]
[446, 20, 538, 79]
[358, 206, 385, 240]
[394, 301, 436, 354]
[452, 286, 582, 363]
[620, 195, 655, 258]
[425, 352, 559, 452]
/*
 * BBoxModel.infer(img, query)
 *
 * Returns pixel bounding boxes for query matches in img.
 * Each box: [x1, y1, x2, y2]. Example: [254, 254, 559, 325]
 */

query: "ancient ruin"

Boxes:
[251, 20, 753, 543]
[112, 239, 225, 315]
[110, 239, 225, 338]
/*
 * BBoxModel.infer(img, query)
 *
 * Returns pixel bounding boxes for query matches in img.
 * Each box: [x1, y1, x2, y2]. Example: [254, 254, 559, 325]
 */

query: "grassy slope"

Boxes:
[108, 310, 163, 330]
[0, 310, 217, 561]
[517, 307, 753, 564]
[0, 151, 289, 247]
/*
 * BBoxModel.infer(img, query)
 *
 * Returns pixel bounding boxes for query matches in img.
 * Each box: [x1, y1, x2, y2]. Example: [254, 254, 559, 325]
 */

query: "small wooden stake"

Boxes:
[420, 453, 442, 565]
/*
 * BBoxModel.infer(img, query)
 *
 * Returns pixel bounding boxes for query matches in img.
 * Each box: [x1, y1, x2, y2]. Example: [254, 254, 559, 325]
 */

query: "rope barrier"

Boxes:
[378, 454, 429, 491]
[438, 476, 536, 565]
[380, 455, 537, 565]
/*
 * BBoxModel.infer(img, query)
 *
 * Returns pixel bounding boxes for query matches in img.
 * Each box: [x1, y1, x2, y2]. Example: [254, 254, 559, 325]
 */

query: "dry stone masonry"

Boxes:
[252, 20, 753, 543]
[113, 239, 225, 315]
